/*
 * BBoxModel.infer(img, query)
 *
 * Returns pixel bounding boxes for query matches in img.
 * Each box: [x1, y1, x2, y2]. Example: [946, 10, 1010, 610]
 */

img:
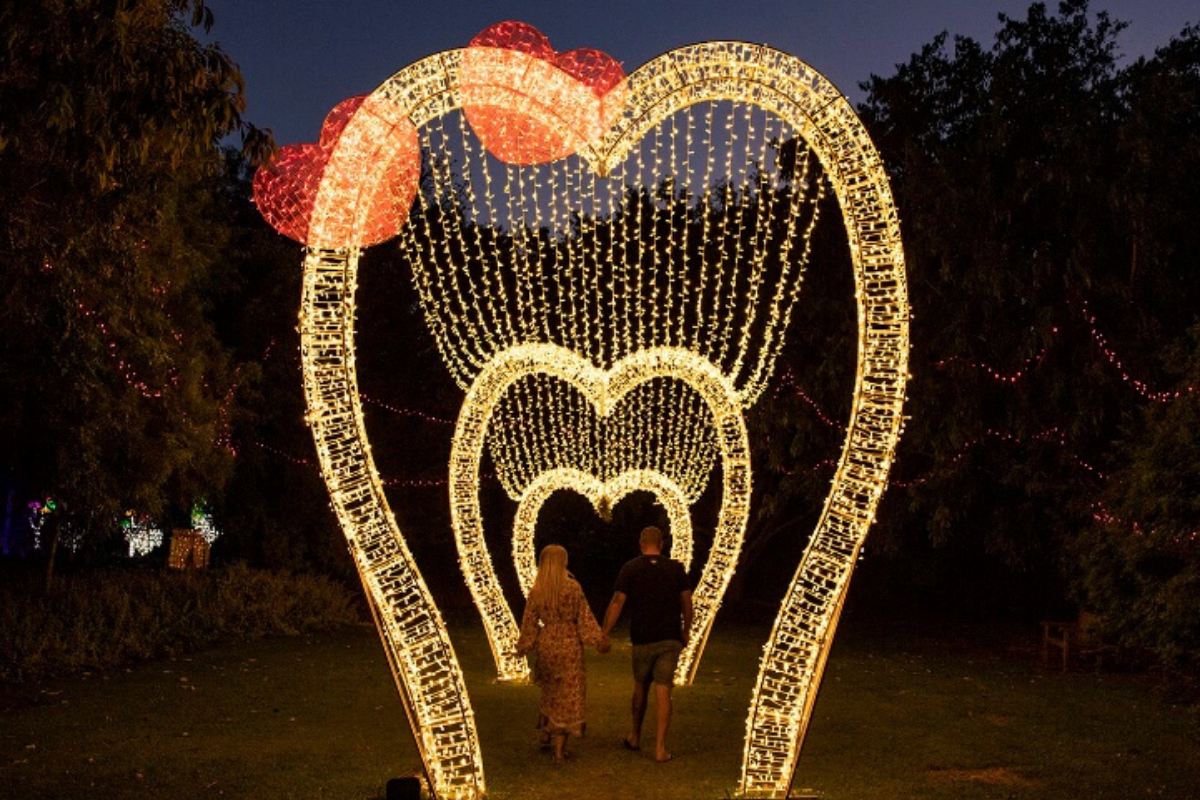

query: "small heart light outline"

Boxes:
[511, 466, 694, 598]
[297, 41, 908, 800]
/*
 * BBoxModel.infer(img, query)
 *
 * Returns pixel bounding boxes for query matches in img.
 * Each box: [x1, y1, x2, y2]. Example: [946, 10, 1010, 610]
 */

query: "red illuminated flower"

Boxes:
[461, 21, 626, 165]
[253, 95, 419, 247]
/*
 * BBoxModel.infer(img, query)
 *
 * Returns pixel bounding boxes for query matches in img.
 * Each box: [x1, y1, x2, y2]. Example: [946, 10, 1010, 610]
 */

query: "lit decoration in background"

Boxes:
[73, 296, 181, 399]
[889, 427, 1105, 489]
[1092, 501, 1200, 544]
[273, 24, 908, 799]
[251, 439, 313, 465]
[121, 511, 164, 558]
[1080, 300, 1195, 402]
[774, 369, 842, 429]
[58, 521, 86, 554]
[361, 392, 455, 425]
[936, 346, 1052, 384]
[168, 527, 211, 569]
[26, 499, 53, 551]
[190, 504, 222, 545]
[932, 300, 1199, 401]
[21, 497, 85, 554]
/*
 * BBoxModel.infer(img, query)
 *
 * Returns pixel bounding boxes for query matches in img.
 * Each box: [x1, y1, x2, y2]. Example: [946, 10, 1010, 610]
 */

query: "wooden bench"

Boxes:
[1041, 614, 1114, 672]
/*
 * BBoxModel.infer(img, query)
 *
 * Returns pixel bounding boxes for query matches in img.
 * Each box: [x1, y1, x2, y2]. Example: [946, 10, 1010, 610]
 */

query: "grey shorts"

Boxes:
[631, 639, 683, 686]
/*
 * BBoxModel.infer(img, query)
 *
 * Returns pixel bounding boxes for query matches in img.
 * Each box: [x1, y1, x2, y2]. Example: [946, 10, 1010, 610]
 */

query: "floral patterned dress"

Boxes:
[516, 577, 604, 738]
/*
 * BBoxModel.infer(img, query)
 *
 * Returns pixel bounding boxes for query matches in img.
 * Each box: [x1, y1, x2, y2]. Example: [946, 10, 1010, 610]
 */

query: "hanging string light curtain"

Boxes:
[402, 101, 826, 401]
[484, 373, 719, 504]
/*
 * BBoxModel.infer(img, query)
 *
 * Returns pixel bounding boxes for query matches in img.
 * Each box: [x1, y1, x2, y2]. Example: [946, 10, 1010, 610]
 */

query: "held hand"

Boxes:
[597, 634, 612, 655]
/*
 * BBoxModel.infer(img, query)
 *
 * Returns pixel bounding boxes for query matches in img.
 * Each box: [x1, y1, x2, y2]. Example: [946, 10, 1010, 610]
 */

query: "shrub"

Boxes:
[0, 563, 363, 682]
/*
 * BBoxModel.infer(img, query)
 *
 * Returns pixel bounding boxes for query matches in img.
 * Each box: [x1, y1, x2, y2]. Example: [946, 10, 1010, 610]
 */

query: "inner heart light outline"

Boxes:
[511, 466, 694, 598]
[297, 40, 908, 800]
[447, 343, 749, 685]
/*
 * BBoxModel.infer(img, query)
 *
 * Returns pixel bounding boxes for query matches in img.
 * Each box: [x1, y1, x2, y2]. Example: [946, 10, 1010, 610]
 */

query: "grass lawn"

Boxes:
[1, 607, 1196, 800]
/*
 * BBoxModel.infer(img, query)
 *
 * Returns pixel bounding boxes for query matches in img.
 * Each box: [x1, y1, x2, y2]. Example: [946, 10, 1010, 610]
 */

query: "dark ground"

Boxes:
[2, 607, 1197, 800]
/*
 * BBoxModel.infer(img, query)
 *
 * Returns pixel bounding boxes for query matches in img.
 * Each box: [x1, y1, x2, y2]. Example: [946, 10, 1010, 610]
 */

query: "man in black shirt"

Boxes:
[601, 525, 693, 763]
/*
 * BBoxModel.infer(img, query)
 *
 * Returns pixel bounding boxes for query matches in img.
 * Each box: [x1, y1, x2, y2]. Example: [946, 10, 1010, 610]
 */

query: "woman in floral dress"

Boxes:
[516, 544, 609, 762]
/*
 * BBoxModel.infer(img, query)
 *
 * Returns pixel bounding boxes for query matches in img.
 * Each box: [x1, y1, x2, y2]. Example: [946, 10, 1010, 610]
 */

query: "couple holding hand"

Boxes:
[515, 526, 693, 764]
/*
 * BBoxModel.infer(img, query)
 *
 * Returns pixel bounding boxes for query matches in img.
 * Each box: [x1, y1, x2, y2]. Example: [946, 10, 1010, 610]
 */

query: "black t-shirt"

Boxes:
[613, 554, 691, 645]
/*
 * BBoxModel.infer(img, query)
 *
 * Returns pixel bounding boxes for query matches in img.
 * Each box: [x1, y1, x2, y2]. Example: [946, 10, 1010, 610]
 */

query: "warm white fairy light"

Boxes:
[298, 54, 489, 800]
[404, 79, 823, 695]
[292, 37, 906, 800]
[484, 374, 719, 504]
[404, 102, 824, 401]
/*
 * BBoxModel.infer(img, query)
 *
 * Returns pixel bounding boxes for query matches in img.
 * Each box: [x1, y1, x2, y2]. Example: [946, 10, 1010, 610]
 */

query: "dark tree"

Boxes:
[0, 0, 269, 574]
[1072, 26, 1200, 668]
[835, 0, 1200, 640]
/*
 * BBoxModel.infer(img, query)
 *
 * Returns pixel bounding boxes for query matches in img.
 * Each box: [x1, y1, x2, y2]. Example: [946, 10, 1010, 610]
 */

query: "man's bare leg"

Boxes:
[628, 682, 649, 749]
[654, 682, 673, 762]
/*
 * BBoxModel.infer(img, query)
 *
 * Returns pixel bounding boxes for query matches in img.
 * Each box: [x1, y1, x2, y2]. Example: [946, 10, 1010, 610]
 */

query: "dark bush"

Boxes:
[0, 563, 364, 682]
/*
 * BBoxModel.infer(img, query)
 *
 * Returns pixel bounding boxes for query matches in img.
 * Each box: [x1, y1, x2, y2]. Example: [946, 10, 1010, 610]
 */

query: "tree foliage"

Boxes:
[1074, 334, 1200, 668]
[1068, 24, 1200, 668]
[818, 0, 1200, 656]
[0, 0, 269, 549]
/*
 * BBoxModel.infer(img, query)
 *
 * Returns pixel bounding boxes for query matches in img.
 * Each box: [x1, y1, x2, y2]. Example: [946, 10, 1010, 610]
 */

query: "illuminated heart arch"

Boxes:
[296, 40, 907, 800]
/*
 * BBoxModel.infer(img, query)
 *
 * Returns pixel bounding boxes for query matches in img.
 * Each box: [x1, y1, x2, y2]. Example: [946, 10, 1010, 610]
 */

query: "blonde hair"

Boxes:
[529, 544, 569, 610]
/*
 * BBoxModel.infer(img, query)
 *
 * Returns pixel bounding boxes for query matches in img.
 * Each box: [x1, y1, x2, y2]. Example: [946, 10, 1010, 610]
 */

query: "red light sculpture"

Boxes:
[461, 21, 626, 165]
[253, 95, 419, 247]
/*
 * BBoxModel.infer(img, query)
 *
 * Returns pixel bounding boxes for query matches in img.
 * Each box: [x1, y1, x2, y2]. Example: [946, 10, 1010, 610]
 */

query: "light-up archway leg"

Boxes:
[732, 78, 907, 800]
[511, 467, 695, 596]
[300, 247, 485, 800]
[448, 344, 750, 685]
[596, 44, 910, 796]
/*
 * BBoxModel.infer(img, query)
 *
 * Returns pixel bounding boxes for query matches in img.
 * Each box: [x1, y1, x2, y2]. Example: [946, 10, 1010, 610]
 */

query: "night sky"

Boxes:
[204, 0, 1197, 146]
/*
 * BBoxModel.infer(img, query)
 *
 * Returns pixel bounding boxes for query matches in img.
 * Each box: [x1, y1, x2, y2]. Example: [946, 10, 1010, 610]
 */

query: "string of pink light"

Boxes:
[934, 301, 1198, 402]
